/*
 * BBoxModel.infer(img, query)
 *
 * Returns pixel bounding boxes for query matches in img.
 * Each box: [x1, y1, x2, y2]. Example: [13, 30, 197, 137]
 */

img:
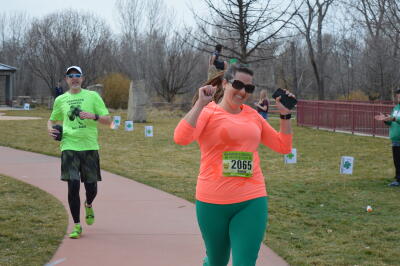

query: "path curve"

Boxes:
[0, 146, 288, 266]
[0, 112, 42, 120]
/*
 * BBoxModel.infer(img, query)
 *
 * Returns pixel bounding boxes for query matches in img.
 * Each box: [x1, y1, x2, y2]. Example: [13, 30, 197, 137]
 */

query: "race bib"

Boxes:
[222, 151, 253, 177]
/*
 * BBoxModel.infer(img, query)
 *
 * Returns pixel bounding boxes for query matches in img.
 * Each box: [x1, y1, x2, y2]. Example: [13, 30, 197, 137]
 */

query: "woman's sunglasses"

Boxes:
[66, 74, 82, 78]
[229, 80, 255, 94]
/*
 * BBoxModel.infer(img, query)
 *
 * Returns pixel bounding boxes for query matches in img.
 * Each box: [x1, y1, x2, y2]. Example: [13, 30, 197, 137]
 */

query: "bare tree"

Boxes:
[115, 0, 204, 103]
[295, 0, 335, 100]
[348, 0, 397, 99]
[189, 0, 302, 64]
[115, 0, 145, 79]
[385, 0, 400, 52]
[116, 0, 144, 42]
[116, 0, 173, 80]
[0, 12, 29, 59]
[0, 12, 34, 96]
[334, 33, 362, 98]
[290, 40, 299, 95]
[24, 10, 113, 95]
[147, 32, 203, 102]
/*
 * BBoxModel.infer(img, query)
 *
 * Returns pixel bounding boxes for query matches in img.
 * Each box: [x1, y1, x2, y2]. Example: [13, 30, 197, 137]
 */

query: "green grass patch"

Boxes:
[0, 175, 67, 266]
[1, 107, 399, 265]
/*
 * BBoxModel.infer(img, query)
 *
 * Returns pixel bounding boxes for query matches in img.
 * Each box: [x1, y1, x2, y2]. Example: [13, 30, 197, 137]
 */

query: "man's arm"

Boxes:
[98, 115, 111, 125]
[79, 112, 111, 125]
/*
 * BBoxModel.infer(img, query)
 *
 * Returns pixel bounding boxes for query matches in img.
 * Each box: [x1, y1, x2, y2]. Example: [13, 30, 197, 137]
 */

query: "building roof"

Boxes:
[0, 63, 17, 72]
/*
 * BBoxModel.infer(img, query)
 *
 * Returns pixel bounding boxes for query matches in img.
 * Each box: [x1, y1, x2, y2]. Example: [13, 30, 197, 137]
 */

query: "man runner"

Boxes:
[47, 65, 111, 238]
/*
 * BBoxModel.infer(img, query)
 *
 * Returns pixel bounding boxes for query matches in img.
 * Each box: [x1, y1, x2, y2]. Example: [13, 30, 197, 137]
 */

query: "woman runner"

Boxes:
[174, 64, 294, 265]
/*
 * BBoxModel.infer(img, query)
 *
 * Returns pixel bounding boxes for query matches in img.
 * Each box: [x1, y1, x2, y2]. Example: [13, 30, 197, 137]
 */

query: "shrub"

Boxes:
[338, 90, 369, 101]
[98, 73, 130, 109]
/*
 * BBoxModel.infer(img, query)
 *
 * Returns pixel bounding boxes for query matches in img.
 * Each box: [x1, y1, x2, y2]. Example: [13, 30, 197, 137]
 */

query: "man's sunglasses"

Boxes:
[66, 74, 82, 78]
[229, 80, 255, 94]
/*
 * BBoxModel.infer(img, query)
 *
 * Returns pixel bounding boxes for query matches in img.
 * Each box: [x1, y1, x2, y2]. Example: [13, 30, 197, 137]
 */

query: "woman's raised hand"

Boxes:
[275, 89, 296, 115]
[198, 85, 216, 107]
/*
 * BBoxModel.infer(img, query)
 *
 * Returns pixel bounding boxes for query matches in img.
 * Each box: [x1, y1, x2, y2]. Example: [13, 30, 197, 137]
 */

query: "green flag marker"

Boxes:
[145, 126, 153, 137]
[125, 121, 134, 131]
[340, 156, 354, 174]
[284, 148, 297, 164]
[113, 116, 121, 126]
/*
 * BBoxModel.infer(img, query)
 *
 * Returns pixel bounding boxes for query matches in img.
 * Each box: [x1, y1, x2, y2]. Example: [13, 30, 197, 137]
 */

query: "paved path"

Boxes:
[0, 146, 288, 266]
[0, 112, 42, 120]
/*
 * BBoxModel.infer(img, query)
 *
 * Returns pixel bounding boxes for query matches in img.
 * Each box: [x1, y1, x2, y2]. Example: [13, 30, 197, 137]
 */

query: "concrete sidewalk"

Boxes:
[0, 146, 288, 266]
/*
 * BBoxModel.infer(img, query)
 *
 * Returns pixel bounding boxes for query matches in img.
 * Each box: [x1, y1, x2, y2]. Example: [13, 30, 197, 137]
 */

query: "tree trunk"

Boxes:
[317, 3, 325, 100]
[290, 41, 298, 96]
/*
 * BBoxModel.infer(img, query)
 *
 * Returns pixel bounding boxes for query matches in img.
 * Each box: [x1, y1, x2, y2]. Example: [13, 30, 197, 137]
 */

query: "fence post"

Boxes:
[351, 103, 355, 134]
[333, 103, 336, 132]
[296, 101, 300, 126]
[317, 101, 319, 129]
[372, 104, 376, 137]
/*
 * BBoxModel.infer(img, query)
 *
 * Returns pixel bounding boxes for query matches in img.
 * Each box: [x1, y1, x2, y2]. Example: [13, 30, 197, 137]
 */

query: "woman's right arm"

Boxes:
[174, 86, 216, 145]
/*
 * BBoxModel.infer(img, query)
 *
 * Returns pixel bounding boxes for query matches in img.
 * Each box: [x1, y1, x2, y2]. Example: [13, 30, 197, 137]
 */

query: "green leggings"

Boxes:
[196, 197, 268, 266]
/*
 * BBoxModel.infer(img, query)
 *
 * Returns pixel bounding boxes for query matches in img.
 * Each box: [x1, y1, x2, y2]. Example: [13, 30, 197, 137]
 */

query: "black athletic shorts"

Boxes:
[61, 150, 101, 183]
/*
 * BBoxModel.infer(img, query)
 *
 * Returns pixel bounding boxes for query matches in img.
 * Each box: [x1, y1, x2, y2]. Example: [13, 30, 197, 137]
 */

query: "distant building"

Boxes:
[0, 63, 17, 106]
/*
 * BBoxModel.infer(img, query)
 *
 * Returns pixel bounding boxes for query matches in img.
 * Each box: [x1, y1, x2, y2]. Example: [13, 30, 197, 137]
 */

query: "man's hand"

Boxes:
[47, 120, 61, 139]
[374, 113, 392, 121]
[48, 127, 60, 138]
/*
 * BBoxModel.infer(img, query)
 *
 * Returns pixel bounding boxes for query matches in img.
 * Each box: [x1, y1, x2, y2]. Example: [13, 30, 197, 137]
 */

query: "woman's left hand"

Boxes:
[275, 90, 296, 115]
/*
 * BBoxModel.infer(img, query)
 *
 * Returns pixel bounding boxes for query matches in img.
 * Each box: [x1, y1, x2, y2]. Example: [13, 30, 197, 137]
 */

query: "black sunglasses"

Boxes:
[229, 80, 255, 94]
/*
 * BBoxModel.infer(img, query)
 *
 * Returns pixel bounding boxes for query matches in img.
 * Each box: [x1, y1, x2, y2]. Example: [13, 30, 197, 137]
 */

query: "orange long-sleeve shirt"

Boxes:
[174, 102, 292, 204]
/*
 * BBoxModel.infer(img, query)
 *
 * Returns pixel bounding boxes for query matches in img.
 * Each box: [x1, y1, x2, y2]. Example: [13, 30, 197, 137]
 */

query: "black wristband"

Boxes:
[94, 114, 99, 121]
[280, 114, 291, 120]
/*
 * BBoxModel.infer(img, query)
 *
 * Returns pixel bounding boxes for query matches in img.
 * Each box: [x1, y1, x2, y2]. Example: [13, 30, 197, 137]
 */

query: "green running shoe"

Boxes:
[69, 224, 82, 239]
[85, 202, 95, 225]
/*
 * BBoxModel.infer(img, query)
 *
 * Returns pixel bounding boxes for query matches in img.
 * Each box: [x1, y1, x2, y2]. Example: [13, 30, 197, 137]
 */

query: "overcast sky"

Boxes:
[1, 0, 203, 33]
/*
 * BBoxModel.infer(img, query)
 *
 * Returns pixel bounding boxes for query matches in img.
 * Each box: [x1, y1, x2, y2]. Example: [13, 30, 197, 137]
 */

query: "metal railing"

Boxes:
[296, 100, 395, 137]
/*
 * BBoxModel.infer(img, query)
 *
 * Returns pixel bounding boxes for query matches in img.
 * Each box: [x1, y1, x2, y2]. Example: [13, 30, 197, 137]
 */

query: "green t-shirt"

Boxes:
[50, 89, 109, 151]
[385, 104, 400, 142]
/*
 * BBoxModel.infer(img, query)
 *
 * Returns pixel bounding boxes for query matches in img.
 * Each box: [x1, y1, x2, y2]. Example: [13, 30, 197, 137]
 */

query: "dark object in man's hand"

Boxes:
[272, 88, 297, 110]
[52, 125, 63, 141]
[73, 107, 83, 119]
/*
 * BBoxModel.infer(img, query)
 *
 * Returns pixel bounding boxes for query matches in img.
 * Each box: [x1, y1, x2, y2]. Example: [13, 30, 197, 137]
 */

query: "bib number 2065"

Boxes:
[223, 151, 253, 178]
[231, 160, 252, 170]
